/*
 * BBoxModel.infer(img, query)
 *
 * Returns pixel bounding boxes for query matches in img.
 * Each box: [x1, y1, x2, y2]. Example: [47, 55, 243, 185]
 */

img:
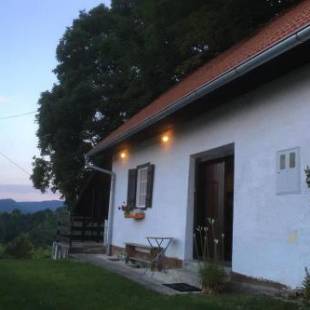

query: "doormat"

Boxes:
[163, 283, 201, 292]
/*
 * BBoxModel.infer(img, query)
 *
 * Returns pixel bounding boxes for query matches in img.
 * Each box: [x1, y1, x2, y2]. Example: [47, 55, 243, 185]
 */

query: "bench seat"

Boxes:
[125, 242, 160, 266]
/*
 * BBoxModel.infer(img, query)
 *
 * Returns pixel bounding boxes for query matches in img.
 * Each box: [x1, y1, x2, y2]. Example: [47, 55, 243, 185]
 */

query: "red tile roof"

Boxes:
[91, 0, 310, 154]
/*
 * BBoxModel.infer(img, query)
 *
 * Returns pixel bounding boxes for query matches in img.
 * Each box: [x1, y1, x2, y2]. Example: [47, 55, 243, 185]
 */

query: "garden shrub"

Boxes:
[194, 219, 228, 294]
[0, 244, 5, 258]
[199, 262, 226, 294]
[32, 247, 51, 259]
[303, 267, 310, 302]
[5, 234, 34, 259]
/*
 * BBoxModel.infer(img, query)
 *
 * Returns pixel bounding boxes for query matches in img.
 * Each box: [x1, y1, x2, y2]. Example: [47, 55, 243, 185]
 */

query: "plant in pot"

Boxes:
[118, 202, 134, 218]
[118, 202, 145, 220]
[193, 218, 228, 294]
[132, 209, 145, 220]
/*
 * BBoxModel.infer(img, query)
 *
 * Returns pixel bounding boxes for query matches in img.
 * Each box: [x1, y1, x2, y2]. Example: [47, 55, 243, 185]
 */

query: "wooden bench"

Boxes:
[125, 242, 160, 267]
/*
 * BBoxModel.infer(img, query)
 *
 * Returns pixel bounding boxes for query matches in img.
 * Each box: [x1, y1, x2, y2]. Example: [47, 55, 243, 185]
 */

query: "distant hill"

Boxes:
[0, 199, 64, 213]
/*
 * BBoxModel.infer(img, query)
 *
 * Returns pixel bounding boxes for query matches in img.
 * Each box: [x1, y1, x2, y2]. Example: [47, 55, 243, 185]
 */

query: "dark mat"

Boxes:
[163, 283, 201, 292]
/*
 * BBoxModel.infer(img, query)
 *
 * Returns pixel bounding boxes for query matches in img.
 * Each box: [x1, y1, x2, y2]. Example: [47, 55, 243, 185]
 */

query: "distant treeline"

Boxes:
[0, 208, 69, 248]
[0, 199, 64, 214]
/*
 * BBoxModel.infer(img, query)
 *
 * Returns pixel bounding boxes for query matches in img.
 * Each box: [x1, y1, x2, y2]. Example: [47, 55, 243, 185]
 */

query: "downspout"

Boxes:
[84, 155, 115, 256]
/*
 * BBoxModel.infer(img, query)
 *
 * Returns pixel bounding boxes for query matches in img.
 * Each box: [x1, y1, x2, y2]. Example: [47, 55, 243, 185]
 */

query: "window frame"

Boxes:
[135, 164, 149, 209]
[127, 162, 154, 210]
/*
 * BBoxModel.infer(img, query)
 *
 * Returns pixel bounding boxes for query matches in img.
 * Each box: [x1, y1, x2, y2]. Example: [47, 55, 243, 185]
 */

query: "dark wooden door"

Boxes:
[194, 156, 234, 263]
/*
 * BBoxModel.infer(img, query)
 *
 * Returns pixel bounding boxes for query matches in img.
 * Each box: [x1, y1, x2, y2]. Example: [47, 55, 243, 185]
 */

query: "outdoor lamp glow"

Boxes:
[161, 134, 170, 143]
[120, 151, 127, 159]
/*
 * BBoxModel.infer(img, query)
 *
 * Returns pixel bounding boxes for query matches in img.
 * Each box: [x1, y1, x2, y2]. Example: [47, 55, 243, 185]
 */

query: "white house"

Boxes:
[86, 0, 310, 288]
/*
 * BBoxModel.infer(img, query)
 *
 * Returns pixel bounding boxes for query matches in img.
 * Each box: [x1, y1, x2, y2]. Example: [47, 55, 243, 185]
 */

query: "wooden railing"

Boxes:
[57, 216, 105, 247]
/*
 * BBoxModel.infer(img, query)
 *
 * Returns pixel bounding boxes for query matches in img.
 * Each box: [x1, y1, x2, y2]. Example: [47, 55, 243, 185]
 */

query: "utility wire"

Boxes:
[0, 112, 35, 176]
[0, 111, 36, 120]
[0, 151, 31, 176]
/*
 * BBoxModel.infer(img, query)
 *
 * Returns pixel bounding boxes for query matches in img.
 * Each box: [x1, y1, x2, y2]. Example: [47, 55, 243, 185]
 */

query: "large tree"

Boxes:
[32, 0, 300, 206]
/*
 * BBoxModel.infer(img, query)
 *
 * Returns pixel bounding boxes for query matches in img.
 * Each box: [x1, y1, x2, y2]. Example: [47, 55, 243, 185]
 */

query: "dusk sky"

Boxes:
[0, 0, 110, 201]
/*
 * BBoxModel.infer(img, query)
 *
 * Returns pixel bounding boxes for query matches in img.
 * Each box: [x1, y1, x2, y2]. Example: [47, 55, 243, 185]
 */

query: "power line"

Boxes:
[0, 151, 31, 176]
[0, 111, 36, 120]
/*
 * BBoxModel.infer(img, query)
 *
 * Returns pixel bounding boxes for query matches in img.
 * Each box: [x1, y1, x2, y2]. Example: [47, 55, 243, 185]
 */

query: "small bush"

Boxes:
[0, 244, 5, 258]
[199, 262, 226, 294]
[5, 234, 34, 259]
[303, 267, 310, 302]
[32, 247, 51, 259]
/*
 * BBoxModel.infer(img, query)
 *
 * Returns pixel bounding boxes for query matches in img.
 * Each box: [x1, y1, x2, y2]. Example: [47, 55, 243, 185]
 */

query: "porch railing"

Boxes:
[57, 216, 105, 248]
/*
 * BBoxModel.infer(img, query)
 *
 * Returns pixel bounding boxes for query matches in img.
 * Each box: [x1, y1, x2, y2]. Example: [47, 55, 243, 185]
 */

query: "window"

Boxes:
[136, 166, 148, 208]
[289, 152, 296, 168]
[127, 163, 155, 209]
[276, 148, 300, 195]
[280, 154, 286, 170]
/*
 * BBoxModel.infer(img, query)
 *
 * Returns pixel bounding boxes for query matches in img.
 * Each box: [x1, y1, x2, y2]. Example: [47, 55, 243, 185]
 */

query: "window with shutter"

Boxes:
[136, 166, 148, 208]
[145, 164, 155, 208]
[127, 163, 155, 210]
[127, 169, 137, 208]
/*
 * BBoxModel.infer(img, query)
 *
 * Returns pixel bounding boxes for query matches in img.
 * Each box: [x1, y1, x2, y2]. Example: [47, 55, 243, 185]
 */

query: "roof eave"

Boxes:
[87, 24, 310, 158]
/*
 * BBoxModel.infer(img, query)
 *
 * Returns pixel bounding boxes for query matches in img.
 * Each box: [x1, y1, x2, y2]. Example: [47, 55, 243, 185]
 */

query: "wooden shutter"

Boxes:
[127, 169, 137, 208]
[145, 164, 155, 208]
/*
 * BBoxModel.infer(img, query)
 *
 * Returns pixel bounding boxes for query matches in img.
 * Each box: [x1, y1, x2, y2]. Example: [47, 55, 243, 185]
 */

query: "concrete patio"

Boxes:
[72, 253, 291, 298]
[72, 253, 202, 295]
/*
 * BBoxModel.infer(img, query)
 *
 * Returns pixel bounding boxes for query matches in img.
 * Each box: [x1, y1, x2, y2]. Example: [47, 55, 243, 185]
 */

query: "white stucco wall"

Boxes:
[111, 64, 310, 288]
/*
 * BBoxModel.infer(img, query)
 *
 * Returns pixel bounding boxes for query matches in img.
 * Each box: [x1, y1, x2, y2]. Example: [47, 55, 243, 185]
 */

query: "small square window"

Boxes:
[276, 147, 300, 195]
[280, 154, 286, 170]
[289, 152, 296, 168]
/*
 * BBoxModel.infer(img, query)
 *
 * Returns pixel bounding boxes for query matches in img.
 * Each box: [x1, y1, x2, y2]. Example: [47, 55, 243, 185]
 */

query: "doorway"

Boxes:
[193, 153, 234, 264]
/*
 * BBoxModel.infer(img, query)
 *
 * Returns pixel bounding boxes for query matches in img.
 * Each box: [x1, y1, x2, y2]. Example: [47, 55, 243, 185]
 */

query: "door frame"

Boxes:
[184, 143, 235, 261]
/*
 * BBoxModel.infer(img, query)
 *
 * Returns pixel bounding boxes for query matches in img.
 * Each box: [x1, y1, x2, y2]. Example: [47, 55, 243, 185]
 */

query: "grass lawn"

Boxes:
[0, 259, 305, 310]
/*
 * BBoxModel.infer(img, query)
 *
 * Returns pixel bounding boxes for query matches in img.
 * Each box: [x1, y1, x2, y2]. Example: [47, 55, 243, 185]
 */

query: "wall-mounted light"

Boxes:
[161, 134, 170, 144]
[120, 151, 127, 160]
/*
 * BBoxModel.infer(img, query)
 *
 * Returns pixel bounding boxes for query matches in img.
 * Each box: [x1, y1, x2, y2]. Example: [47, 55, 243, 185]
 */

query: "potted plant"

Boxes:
[131, 209, 145, 220]
[118, 202, 145, 220]
[118, 202, 134, 218]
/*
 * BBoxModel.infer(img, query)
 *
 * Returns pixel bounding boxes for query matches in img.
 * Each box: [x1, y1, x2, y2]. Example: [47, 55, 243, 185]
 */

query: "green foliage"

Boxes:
[4, 234, 34, 259]
[32, 247, 51, 259]
[194, 219, 227, 293]
[305, 166, 310, 188]
[0, 207, 69, 248]
[0, 244, 5, 258]
[32, 0, 301, 206]
[199, 262, 227, 294]
[31, 157, 53, 193]
[303, 267, 310, 302]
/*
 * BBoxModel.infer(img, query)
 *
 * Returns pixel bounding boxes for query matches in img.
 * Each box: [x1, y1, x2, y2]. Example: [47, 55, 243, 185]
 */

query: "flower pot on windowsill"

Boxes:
[124, 213, 135, 219]
[124, 210, 145, 220]
[133, 211, 145, 220]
